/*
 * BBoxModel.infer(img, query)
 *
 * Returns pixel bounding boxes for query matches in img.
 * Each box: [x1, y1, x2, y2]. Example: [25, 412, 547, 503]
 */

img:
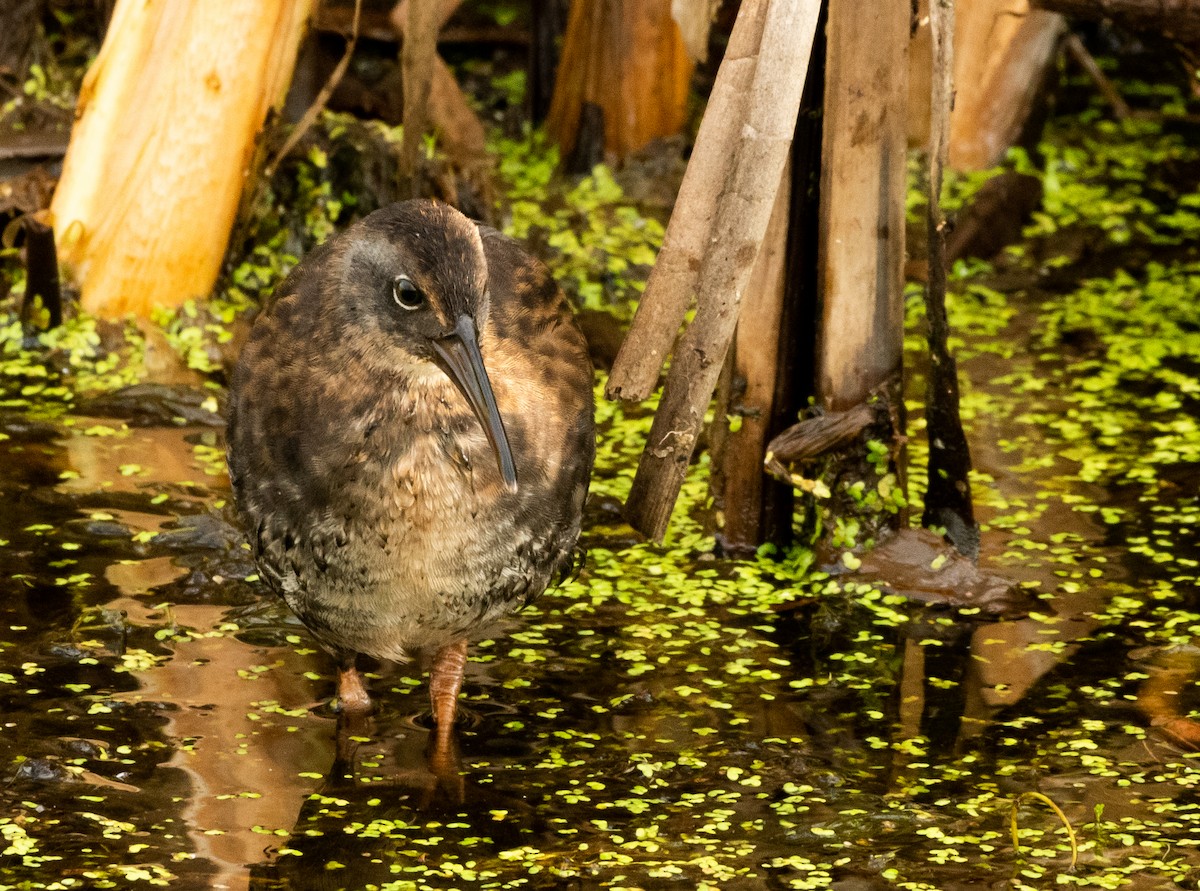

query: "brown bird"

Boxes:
[226, 199, 595, 752]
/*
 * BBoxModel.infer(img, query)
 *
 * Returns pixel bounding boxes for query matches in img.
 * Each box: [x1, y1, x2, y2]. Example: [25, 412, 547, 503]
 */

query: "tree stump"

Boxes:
[50, 0, 314, 318]
[545, 0, 694, 162]
[948, 0, 1065, 170]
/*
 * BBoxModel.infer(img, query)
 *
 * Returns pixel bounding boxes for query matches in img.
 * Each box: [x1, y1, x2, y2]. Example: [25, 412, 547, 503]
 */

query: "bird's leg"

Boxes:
[426, 638, 468, 799]
[337, 655, 373, 715]
[428, 638, 469, 750]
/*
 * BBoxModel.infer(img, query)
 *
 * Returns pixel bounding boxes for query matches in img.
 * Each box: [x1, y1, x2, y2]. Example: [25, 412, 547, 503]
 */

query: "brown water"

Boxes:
[2, 324, 1200, 891]
[6, 71, 1200, 887]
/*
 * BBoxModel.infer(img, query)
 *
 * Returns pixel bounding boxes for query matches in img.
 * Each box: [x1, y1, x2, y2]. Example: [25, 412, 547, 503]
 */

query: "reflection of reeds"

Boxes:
[59, 424, 222, 498]
[111, 597, 331, 885]
[1138, 649, 1200, 751]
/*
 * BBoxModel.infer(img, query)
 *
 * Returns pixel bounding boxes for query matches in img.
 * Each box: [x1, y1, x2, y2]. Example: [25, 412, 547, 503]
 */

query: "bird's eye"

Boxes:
[392, 275, 424, 310]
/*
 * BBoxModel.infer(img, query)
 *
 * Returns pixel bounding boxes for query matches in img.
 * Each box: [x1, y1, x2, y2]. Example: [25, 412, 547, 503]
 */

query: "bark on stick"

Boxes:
[606, 0, 770, 402]
[623, 0, 821, 542]
[399, 0, 443, 187]
[391, 0, 491, 193]
[922, 0, 980, 557]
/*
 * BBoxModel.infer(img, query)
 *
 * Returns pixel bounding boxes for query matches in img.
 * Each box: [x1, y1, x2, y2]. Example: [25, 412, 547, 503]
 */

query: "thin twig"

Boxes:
[263, 0, 362, 180]
[1063, 32, 1131, 119]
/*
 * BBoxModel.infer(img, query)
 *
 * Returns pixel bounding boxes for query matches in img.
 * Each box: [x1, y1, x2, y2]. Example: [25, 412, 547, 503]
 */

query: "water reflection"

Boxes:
[3, 378, 1200, 889]
[1138, 647, 1200, 750]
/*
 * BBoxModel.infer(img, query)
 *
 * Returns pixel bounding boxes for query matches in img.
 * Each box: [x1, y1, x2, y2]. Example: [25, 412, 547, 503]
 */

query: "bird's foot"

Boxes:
[336, 660, 374, 715]
[423, 639, 469, 803]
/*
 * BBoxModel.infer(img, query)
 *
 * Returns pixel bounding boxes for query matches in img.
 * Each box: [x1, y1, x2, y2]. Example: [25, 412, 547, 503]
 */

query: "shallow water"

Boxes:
[6, 81, 1200, 891]
[3, 307, 1200, 891]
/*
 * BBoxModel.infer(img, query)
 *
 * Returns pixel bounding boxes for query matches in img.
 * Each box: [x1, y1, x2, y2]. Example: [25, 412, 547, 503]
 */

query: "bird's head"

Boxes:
[331, 199, 517, 493]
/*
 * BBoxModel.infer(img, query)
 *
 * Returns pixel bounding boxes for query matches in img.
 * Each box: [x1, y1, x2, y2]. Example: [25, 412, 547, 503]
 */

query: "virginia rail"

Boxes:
[227, 200, 595, 752]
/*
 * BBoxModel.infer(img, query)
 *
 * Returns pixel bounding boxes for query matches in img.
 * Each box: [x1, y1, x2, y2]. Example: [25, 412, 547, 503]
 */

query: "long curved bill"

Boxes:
[432, 314, 518, 493]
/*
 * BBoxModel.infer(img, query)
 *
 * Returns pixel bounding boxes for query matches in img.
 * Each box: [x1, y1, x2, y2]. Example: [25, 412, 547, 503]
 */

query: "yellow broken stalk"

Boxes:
[50, 0, 313, 319]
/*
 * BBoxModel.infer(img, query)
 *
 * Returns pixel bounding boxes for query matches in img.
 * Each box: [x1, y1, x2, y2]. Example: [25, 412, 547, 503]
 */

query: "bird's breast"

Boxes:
[375, 374, 494, 508]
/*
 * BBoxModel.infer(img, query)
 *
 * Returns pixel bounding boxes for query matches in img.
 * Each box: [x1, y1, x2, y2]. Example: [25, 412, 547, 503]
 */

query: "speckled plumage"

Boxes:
[227, 200, 594, 690]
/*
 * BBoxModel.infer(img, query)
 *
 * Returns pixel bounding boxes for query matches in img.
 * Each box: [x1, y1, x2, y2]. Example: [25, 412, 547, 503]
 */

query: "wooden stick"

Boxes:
[605, 0, 770, 402]
[815, 0, 909, 410]
[390, 0, 460, 38]
[709, 158, 792, 553]
[623, 0, 821, 542]
[673, 1, 720, 63]
[399, 0, 444, 188]
[928, 0, 952, 316]
[763, 403, 877, 482]
[922, 0, 979, 558]
[264, 0, 361, 181]
[1063, 32, 1132, 119]
[425, 53, 492, 176]
[392, 0, 491, 204]
[1031, 0, 1200, 44]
